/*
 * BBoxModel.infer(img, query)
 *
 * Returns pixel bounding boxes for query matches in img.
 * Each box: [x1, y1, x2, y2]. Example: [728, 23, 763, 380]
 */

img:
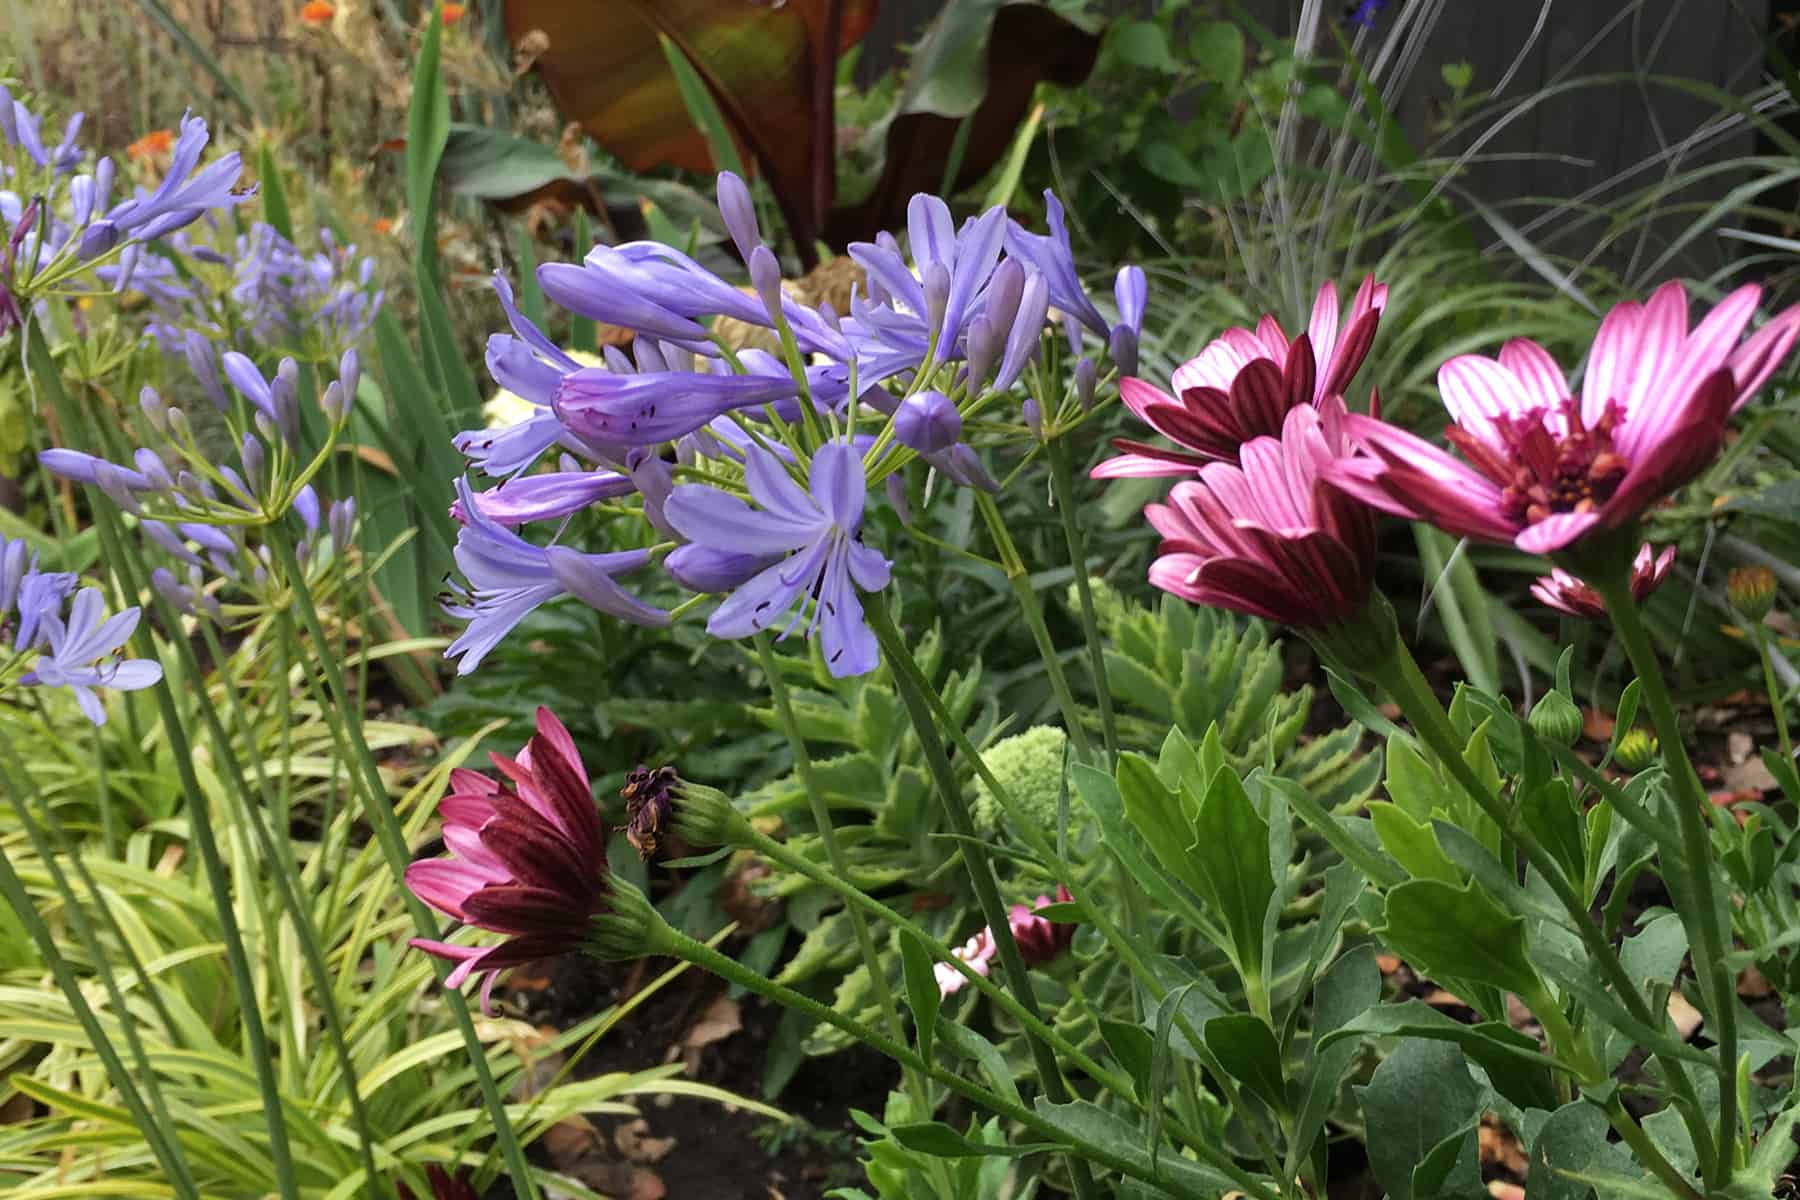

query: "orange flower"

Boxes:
[127, 129, 175, 162]
[442, 3, 466, 24]
[372, 218, 393, 235]
[299, 1, 335, 26]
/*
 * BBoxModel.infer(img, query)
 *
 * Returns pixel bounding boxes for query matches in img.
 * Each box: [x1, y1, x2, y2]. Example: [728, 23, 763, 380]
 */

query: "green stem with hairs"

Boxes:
[264, 527, 540, 1199]
[1046, 436, 1119, 764]
[868, 594, 1107, 1200]
[972, 490, 1096, 762]
[1589, 566, 1740, 1185]
[753, 635, 950, 1195]
[654, 920, 1259, 1200]
[1751, 623, 1794, 768]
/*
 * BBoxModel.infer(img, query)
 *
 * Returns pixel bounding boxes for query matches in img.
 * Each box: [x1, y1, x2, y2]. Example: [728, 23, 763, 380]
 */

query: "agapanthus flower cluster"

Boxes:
[0, 93, 251, 332]
[39, 348, 359, 614]
[935, 885, 1076, 998]
[100, 219, 382, 360]
[0, 537, 162, 725]
[443, 173, 1143, 678]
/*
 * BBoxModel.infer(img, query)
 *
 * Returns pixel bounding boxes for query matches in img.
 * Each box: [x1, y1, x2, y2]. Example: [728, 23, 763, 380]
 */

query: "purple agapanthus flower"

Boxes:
[98, 111, 252, 243]
[449, 469, 638, 526]
[1347, 0, 1391, 29]
[664, 440, 890, 677]
[18, 588, 162, 725]
[443, 477, 669, 674]
[1003, 191, 1106, 338]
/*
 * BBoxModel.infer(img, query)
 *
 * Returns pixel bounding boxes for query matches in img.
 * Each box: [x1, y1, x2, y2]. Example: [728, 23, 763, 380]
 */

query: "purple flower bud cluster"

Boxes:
[0, 536, 162, 726]
[443, 173, 1142, 678]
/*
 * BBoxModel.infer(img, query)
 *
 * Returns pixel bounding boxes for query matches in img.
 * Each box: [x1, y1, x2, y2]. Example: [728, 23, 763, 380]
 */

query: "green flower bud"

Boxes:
[1528, 689, 1584, 748]
[972, 726, 1072, 835]
[1728, 566, 1777, 623]
[587, 876, 673, 962]
[1614, 729, 1659, 773]
[671, 777, 755, 849]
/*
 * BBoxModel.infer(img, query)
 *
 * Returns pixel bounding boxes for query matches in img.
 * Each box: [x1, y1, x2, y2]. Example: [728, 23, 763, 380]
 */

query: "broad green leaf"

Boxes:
[1527, 1101, 1639, 1200]
[1384, 735, 1440, 822]
[891, 1121, 1052, 1158]
[1098, 1018, 1153, 1098]
[1376, 879, 1539, 998]
[1187, 20, 1244, 87]
[1289, 945, 1378, 1177]
[897, 931, 940, 1069]
[935, 1020, 1020, 1108]
[1204, 1013, 1286, 1112]
[258, 142, 293, 240]
[1367, 802, 1461, 884]
[1107, 21, 1179, 73]
[1190, 765, 1276, 977]
[1321, 999, 1561, 1111]
[437, 125, 584, 201]
[1354, 1040, 1485, 1200]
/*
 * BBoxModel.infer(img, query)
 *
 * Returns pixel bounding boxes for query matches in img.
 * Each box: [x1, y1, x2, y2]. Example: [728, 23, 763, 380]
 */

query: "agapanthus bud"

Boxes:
[1114, 264, 1146, 336]
[93, 462, 142, 515]
[1075, 356, 1098, 412]
[165, 406, 190, 440]
[994, 269, 1049, 392]
[1728, 566, 1776, 622]
[894, 389, 961, 456]
[922, 262, 952, 347]
[240, 433, 266, 492]
[272, 357, 300, 444]
[1022, 397, 1043, 441]
[70, 174, 96, 226]
[294, 484, 322, 533]
[885, 472, 911, 524]
[966, 315, 1001, 393]
[94, 156, 115, 214]
[1108, 323, 1139, 379]
[0, 537, 28, 614]
[78, 221, 120, 261]
[139, 386, 168, 432]
[716, 170, 762, 264]
[184, 332, 228, 411]
[321, 380, 347, 424]
[748, 245, 784, 326]
[1061, 312, 1083, 357]
[337, 347, 360, 404]
[150, 566, 196, 615]
[665, 544, 777, 593]
[329, 498, 356, 557]
[111, 245, 140, 293]
[984, 259, 1025, 334]
[253, 409, 279, 446]
[1528, 689, 1583, 748]
[132, 449, 174, 496]
[1615, 729, 1660, 773]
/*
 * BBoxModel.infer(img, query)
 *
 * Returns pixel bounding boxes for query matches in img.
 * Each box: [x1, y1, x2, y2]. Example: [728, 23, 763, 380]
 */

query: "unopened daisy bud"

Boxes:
[1528, 689, 1583, 747]
[894, 389, 961, 455]
[184, 331, 228, 411]
[1615, 729, 1659, 773]
[1022, 397, 1043, 441]
[139, 386, 168, 432]
[329, 498, 356, 557]
[620, 764, 680, 859]
[1108, 323, 1139, 379]
[672, 777, 754, 850]
[716, 171, 762, 264]
[748, 245, 784, 326]
[1728, 566, 1776, 623]
[1075, 356, 1098, 412]
[966, 314, 1001, 393]
[588, 876, 669, 962]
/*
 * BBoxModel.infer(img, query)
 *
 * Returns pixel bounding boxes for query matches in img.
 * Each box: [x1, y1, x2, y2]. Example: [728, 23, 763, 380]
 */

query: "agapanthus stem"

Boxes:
[972, 489, 1097, 762]
[1591, 568, 1740, 1185]
[26, 321, 302, 1200]
[1046, 436, 1119, 764]
[867, 595, 1107, 1200]
[752, 634, 948, 1187]
[1368, 637, 1717, 1181]
[265, 528, 541, 1200]
[653, 920, 1244, 1200]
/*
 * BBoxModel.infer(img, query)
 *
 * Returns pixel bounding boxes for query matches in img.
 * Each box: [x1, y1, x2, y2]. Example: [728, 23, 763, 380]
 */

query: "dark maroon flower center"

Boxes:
[1444, 398, 1628, 526]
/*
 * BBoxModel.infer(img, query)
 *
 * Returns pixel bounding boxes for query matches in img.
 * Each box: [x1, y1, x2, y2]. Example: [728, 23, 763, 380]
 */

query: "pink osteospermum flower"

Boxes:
[1531, 543, 1675, 620]
[1094, 275, 1387, 478]
[1010, 884, 1076, 968]
[1145, 398, 1377, 628]
[934, 928, 997, 997]
[405, 706, 610, 1010]
[1326, 281, 1800, 556]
